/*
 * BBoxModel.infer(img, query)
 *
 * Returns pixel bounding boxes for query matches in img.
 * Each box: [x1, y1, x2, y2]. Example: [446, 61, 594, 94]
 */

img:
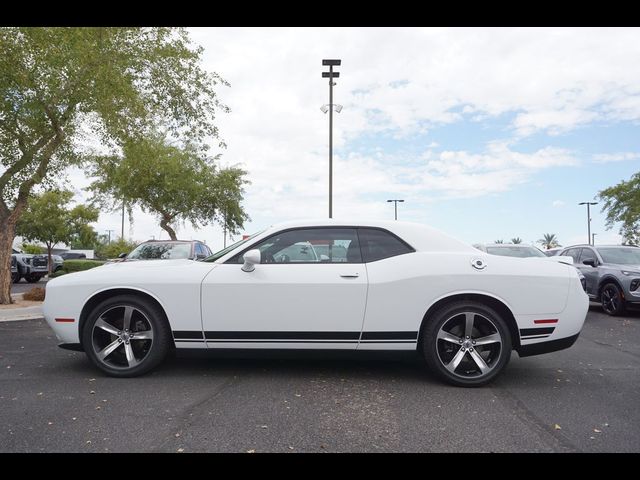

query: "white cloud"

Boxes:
[593, 152, 640, 163]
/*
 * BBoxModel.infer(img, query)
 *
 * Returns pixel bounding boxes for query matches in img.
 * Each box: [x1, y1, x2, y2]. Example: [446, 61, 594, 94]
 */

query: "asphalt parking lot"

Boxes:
[0, 305, 638, 453]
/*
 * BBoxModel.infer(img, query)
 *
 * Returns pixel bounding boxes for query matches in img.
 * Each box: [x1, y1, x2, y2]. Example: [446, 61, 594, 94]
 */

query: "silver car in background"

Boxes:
[558, 245, 640, 315]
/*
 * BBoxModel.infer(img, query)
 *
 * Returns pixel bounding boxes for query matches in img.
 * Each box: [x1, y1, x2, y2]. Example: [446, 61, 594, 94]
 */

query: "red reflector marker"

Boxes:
[55, 318, 75, 323]
[534, 319, 558, 324]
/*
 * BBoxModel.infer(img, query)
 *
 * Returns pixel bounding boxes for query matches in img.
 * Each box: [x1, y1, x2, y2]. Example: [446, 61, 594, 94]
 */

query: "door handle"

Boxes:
[340, 273, 360, 278]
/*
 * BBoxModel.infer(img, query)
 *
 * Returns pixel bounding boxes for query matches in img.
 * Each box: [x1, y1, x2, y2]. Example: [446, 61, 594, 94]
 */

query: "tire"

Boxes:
[11, 272, 21, 283]
[600, 282, 626, 316]
[81, 294, 172, 378]
[421, 301, 512, 387]
[25, 274, 41, 283]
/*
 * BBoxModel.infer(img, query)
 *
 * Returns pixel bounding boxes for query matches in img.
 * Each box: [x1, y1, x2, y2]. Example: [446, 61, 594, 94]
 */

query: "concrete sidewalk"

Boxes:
[0, 295, 44, 322]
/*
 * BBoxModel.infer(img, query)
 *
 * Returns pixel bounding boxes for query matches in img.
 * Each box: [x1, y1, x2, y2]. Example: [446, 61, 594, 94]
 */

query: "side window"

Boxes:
[230, 228, 362, 264]
[195, 243, 206, 257]
[562, 248, 582, 262]
[358, 228, 414, 262]
[579, 248, 597, 265]
[203, 244, 212, 256]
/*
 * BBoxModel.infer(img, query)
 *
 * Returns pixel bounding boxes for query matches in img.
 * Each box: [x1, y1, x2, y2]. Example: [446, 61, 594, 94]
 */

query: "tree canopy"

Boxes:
[16, 189, 99, 271]
[598, 172, 640, 245]
[538, 233, 560, 250]
[0, 27, 229, 303]
[87, 135, 249, 240]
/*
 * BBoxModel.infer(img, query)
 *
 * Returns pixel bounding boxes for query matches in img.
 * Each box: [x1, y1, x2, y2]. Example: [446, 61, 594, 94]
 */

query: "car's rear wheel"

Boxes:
[600, 283, 625, 316]
[25, 274, 41, 283]
[82, 295, 172, 377]
[12, 272, 21, 283]
[422, 301, 512, 387]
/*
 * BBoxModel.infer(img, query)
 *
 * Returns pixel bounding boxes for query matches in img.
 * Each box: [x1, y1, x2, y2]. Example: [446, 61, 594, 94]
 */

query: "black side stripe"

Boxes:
[174, 331, 418, 342]
[520, 335, 551, 340]
[520, 327, 555, 337]
[173, 330, 204, 340]
[361, 331, 418, 340]
[205, 331, 360, 340]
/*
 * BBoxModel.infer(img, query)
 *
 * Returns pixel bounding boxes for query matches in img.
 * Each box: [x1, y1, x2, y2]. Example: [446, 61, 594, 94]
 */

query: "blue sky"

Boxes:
[72, 27, 640, 251]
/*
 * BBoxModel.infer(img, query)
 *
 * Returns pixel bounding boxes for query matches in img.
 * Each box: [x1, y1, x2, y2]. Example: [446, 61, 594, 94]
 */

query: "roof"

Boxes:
[259, 219, 476, 253]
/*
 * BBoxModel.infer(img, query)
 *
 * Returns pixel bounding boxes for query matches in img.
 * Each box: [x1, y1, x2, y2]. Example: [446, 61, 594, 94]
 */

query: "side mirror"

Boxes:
[195, 254, 206, 261]
[583, 259, 597, 267]
[118, 253, 127, 259]
[241, 249, 261, 272]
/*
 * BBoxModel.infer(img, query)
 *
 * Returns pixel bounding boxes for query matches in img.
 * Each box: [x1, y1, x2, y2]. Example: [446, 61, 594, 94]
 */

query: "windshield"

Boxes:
[596, 247, 640, 265]
[486, 246, 547, 258]
[204, 230, 265, 262]
[127, 242, 192, 260]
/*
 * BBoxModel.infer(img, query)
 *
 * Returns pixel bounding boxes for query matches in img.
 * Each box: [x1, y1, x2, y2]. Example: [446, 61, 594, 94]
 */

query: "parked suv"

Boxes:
[558, 244, 640, 315]
[11, 248, 49, 283]
[121, 240, 212, 261]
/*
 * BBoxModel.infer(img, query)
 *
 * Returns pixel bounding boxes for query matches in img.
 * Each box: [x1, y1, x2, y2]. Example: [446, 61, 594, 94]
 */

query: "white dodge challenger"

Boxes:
[43, 220, 588, 387]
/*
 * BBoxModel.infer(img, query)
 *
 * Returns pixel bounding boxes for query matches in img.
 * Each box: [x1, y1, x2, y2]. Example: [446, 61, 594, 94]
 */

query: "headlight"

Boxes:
[621, 270, 640, 276]
[631, 279, 640, 292]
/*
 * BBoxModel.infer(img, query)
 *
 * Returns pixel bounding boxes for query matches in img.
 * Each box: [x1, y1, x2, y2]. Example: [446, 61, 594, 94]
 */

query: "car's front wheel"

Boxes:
[25, 274, 41, 283]
[12, 272, 21, 283]
[600, 283, 625, 316]
[422, 301, 512, 387]
[82, 295, 172, 377]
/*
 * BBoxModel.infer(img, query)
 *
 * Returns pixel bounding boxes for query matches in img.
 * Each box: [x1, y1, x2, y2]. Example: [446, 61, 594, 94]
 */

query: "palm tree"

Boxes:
[511, 237, 523, 244]
[538, 233, 560, 250]
[494, 239, 504, 244]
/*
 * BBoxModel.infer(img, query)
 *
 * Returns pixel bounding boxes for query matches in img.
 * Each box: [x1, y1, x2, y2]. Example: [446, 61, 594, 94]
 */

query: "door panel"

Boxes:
[201, 263, 368, 349]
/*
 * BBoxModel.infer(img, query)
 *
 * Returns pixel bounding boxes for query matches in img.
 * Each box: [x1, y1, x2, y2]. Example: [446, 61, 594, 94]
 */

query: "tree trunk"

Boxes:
[160, 215, 178, 241]
[46, 242, 53, 275]
[0, 216, 17, 305]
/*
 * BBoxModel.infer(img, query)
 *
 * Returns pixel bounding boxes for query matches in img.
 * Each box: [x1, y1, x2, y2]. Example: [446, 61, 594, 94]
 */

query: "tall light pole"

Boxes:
[322, 59, 341, 219]
[579, 201, 597, 245]
[105, 229, 115, 245]
[387, 199, 405, 220]
[592, 233, 597, 245]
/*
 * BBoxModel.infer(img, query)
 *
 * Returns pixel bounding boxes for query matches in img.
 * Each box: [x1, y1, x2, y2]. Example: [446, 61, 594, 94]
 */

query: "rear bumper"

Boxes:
[516, 333, 580, 357]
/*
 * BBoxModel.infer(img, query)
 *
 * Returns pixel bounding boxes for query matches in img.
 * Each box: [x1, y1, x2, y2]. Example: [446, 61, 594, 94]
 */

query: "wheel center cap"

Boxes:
[121, 332, 130, 341]
[463, 340, 472, 349]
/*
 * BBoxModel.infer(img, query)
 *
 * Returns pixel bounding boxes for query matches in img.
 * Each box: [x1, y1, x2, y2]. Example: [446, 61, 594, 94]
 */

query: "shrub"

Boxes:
[49, 270, 68, 278]
[63, 259, 105, 272]
[23, 287, 46, 301]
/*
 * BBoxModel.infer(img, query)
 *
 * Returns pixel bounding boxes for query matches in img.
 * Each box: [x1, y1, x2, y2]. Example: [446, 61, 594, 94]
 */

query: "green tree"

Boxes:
[87, 135, 249, 240]
[494, 239, 504, 244]
[16, 190, 99, 273]
[21, 242, 44, 254]
[68, 204, 100, 249]
[95, 237, 139, 260]
[0, 27, 228, 303]
[510, 237, 523, 244]
[598, 172, 640, 245]
[538, 233, 560, 250]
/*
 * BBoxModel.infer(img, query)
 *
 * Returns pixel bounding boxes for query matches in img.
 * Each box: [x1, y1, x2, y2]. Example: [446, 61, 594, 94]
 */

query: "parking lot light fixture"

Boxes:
[387, 199, 405, 220]
[579, 202, 598, 245]
[322, 59, 341, 219]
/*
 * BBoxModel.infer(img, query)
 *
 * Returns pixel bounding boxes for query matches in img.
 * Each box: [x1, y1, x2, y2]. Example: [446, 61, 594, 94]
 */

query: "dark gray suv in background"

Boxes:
[559, 245, 640, 315]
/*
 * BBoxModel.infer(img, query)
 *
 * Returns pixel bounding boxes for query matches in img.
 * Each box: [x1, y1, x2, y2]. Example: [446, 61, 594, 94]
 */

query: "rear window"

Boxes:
[358, 228, 414, 263]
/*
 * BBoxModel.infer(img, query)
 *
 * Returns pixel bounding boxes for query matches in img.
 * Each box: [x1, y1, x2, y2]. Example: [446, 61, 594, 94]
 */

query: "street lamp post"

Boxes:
[579, 202, 598, 245]
[322, 59, 341, 219]
[387, 199, 405, 220]
[105, 229, 115, 245]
